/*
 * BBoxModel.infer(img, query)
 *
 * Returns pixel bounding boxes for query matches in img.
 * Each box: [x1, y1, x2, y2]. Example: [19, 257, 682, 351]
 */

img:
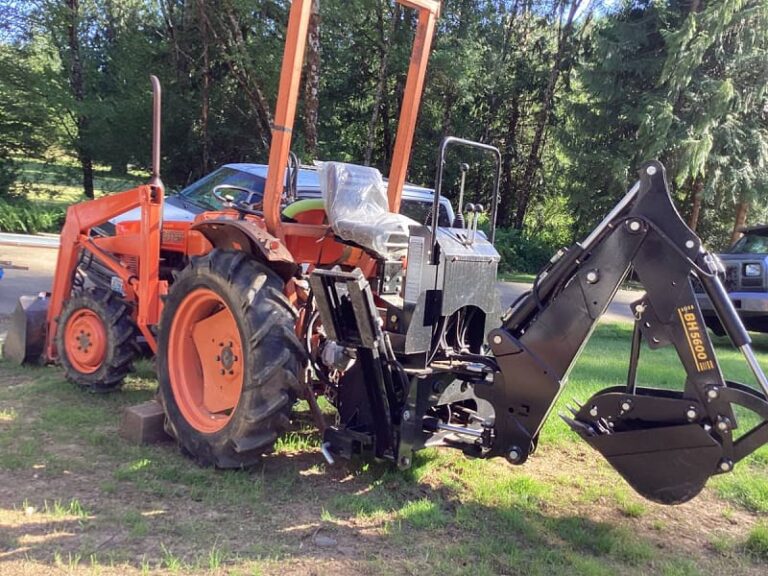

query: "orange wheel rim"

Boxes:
[168, 288, 244, 433]
[64, 309, 107, 374]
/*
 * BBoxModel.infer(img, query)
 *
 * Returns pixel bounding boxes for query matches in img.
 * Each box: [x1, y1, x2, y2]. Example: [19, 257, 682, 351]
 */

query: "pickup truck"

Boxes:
[696, 225, 768, 334]
[98, 163, 456, 235]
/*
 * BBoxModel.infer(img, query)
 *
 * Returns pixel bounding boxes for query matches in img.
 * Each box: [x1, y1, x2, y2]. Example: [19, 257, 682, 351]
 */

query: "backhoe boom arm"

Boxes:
[481, 161, 768, 504]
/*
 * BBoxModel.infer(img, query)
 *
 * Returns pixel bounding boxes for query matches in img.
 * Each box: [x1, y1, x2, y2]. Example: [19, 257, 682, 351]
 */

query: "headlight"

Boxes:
[744, 263, 762, 277]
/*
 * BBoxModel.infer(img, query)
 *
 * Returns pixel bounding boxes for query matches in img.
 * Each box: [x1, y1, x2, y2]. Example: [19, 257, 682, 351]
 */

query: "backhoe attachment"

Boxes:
[483, 161, 768, 504]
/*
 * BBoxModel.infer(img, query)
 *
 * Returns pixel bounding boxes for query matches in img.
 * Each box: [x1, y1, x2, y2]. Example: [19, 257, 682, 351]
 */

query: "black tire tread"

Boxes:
[157, 249, 305, 468]
[55, 287, 138, 392]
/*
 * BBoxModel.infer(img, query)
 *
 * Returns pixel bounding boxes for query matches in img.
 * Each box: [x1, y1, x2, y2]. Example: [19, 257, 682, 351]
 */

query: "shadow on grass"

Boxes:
[0, 358, 763, 574]
[0, 447, 687, 575]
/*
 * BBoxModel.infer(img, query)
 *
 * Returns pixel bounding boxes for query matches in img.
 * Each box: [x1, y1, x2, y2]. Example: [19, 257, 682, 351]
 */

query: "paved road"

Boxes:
[0, 244, 57, 315]
[0, 232, 59, 249]
[497, 282, 639, 325]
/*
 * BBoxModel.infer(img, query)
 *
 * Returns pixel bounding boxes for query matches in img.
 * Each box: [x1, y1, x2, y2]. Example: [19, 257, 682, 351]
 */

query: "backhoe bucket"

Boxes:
[3, 294, 49, 365]
[579, 424, 722, 505]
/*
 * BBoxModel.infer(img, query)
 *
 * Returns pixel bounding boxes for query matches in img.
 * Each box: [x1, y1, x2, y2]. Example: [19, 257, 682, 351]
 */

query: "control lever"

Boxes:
[463, 203, 476, 245]
[470, 204, 484, 244]
[453, 163, 470, 228]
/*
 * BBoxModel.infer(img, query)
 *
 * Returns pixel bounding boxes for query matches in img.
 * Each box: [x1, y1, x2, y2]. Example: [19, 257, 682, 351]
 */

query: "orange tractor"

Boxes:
[6, 0, 768, 504]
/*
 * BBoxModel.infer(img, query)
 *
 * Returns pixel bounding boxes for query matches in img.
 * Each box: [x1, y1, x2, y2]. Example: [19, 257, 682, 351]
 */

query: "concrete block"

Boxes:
[119, 400, 171, 445]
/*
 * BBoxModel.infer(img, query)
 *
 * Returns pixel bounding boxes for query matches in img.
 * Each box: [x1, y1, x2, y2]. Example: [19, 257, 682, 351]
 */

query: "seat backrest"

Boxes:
[319, 162, 417, 257]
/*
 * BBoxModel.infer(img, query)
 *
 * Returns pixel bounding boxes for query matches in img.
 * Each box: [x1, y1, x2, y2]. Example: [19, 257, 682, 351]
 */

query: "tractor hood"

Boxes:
[94, 195, 200, 236]
[111, 195, 199, 225]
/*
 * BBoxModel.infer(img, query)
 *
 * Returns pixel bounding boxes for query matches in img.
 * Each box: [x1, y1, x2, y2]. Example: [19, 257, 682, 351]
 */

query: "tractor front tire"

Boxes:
[55, 288, 138, 392]
[157, 250, 304, 468]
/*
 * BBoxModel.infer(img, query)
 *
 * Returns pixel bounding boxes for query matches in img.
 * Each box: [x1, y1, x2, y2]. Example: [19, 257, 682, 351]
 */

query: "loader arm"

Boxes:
[480, 161, 768, 504]
[44, 76, 164, 361]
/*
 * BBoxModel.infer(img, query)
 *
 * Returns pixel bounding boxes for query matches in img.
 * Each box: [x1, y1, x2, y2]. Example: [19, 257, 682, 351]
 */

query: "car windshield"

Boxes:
[729, 233, 768, 254]
[180, 167, 265, 210]
[400, 198, 452, 227]
[178, 165, 454, 225]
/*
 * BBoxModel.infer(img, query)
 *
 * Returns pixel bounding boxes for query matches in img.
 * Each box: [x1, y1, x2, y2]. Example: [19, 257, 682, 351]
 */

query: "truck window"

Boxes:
[729, 234, 768, 255]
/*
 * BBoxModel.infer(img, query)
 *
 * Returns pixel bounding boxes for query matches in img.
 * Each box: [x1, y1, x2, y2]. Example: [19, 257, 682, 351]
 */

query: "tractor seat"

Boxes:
[318, 162, 417, 258]
[282, 198, 327, 225]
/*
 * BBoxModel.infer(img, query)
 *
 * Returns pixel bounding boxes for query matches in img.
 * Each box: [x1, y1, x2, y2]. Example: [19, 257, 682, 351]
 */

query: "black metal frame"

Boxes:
[482, 161, 768, 503]
[309, 160, 768, 505]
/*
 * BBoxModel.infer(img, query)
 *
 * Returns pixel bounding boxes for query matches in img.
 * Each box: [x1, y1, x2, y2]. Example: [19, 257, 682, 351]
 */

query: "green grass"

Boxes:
[10, 156, 146, 204]
[0, 156, 147, 233]
[744, 523, 768, 560]
[42, 498, 88, 518]
[499, 271, 537, 283]
[0, 322, 767, 574]
[397, 497, 449, 529]
[615, 491, 647, 518]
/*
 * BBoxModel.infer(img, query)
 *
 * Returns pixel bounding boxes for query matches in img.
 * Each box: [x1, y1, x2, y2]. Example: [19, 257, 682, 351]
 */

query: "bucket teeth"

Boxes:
[566, 404, 580, 417]
[559, 413, 596, 437]
[571, 398, 583, 409]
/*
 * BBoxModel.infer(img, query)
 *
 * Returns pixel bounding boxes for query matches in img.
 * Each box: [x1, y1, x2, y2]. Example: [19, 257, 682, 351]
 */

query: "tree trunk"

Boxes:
[730, 199, 749, 245]
[514, 0, 585, 229]
[65, 0, 94, 199]
[303, 0, 320, 160]
[688, 176, 703, 231]
[197, 0, 211, 172]
[365, 1, 397, 166]
[203, 0, 273, 147]
[500, 95, 520, 227]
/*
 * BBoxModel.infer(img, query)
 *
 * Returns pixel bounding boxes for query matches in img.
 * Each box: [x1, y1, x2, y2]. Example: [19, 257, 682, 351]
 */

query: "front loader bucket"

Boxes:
[2, 294, 49, 365]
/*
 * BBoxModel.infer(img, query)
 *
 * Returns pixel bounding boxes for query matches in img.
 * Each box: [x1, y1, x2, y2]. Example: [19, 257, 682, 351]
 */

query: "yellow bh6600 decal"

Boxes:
[677, 305, 715, 372]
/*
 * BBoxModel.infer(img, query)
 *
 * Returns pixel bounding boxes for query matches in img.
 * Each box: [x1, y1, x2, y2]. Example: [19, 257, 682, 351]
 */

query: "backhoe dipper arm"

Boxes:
[479, 161, 768, 504]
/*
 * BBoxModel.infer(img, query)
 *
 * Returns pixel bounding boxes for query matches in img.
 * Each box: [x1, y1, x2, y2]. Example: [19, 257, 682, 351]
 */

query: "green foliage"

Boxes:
[0, 42, 58, 197]
[0, 0, 766, 252]
[0, 199, 65, 233]
[0, 154, 17, 195]
[494, 227, 564, 274]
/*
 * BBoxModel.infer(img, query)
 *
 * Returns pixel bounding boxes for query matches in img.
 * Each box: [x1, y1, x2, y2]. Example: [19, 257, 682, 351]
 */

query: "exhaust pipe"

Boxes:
[148, 75, 163, 191]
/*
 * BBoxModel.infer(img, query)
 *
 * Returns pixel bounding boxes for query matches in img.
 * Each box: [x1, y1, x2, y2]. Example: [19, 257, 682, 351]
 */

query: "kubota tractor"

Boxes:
[5, 0, 768, 505]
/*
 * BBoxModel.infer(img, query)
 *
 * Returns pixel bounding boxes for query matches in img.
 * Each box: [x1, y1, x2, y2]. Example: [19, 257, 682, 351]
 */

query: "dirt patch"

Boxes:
[0, 365, 766, 575]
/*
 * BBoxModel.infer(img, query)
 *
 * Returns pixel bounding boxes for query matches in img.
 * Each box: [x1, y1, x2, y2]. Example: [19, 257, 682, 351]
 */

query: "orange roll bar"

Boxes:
[263, 0, 441, 236]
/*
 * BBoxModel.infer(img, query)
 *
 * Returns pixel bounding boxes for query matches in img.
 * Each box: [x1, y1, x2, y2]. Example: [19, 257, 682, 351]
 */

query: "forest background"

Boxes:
[0, 0, 766, 273]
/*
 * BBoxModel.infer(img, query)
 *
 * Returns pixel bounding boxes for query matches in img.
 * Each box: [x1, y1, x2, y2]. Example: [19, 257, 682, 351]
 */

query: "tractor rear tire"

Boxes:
[157, 249, 304, 468]
[55, 288, 138, 392]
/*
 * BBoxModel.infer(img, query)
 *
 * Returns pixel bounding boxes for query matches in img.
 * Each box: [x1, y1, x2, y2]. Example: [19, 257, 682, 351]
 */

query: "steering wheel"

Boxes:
[212, 184, 263, 218]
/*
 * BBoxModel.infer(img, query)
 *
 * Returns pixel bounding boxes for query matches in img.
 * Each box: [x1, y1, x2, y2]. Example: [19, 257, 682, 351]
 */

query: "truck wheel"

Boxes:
[56, 288, 138, 392]
[157, 250, 304, 468]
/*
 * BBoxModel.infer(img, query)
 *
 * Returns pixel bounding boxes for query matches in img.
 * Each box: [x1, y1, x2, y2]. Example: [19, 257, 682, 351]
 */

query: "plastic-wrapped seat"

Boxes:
[319, 162, 418, 258]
